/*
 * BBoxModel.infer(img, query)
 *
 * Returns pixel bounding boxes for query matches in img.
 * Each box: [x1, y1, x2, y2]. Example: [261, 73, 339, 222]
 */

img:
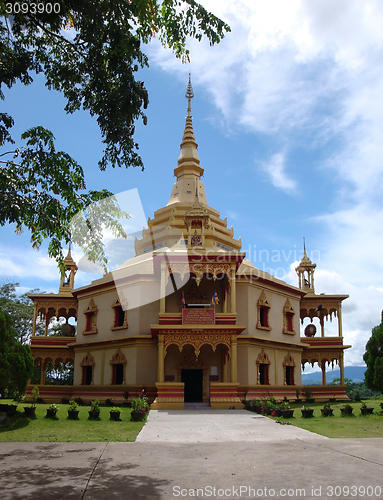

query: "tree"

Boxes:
[0, 280, 45, 343]
[0, 309, 34, 398]
[0, 1, 230, 266]
[363, 311, 383, 393]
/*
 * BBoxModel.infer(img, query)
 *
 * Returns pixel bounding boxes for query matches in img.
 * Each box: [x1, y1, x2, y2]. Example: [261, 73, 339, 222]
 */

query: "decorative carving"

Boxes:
[283, 353, 295, 367]
[165, 261, 231, 287]
[283, 298, 295, 334]
[301, 349, 342, 369]
[164, 332, 231, 357]
[80, 352, 95, 367]
[256, 349, 270, 365]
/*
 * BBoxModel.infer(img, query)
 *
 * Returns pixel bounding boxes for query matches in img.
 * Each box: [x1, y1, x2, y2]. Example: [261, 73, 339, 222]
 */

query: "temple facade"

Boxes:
[28, 79, 350, 407]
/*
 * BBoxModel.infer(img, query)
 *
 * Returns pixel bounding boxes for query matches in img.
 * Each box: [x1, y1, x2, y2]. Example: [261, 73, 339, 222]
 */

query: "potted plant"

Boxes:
[130, 397, 149, 421]
[360, 401, 374, 415]
[109, 406, 121, 421]
[67, 400, 79, 420]
[88, 399, 101, 420]
[46, 403, 59, 418]
[24, 386, 39, 417]
[280, 401, 294, 418]
[340, 403, 354, 416]
[123, 390, 130, 407]
[295, 389, 302, 403]
[301, 406, 314, 418]
[321, 402, 334, 417]
[304, 389, 315, 402]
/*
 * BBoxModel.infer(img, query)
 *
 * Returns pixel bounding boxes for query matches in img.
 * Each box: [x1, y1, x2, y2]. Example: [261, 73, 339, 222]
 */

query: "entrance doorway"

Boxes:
[181, 369, 203, 402]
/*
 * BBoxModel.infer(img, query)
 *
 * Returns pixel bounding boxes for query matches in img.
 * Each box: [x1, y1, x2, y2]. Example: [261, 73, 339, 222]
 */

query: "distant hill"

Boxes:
[301, 366, 366, 386]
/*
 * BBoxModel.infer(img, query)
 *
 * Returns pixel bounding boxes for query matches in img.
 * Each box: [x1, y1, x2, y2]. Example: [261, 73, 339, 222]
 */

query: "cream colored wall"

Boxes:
[136, 344, 158, 385]
[236, 280, 302, 345]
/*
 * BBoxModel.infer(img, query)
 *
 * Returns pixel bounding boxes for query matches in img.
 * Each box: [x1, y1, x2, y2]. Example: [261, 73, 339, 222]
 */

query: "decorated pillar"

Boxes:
[40, 360, 46, 385]
[230, 334, 237, 383]
[230, 266, 236, 314]
[32, 304, 37, 337]
[157, 334, 165, 383]
[222, 350, 228, 383]
[321, 360, 327, 386]
[339, 353, 345, 385]
[320, 316, 325, 337]
[338, 307, 343, 337]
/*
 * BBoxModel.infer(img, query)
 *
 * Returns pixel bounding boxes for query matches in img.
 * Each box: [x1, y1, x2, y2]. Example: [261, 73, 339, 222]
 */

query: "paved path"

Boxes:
[136, 408, 328, 442]
[1, 410, 383, 499]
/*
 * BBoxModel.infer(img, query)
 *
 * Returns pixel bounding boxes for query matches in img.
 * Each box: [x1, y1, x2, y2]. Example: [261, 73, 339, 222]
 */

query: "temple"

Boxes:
[27, 78, 350, 406]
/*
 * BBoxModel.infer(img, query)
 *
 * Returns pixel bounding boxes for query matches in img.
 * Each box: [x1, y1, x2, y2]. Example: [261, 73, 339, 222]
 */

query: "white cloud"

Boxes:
[260, 152, 297, 193]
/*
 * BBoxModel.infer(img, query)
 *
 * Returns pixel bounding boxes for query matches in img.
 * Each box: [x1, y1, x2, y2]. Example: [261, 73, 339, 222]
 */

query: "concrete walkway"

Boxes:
[1, 409, 383, 499]
[136, 408, 328, 442]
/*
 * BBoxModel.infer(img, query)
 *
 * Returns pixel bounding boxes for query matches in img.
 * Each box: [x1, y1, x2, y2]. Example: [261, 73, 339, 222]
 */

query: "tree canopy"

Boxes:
[363, 311, 383, 394]
[0, 309, 34, 398]
[0, 0, 230, 266]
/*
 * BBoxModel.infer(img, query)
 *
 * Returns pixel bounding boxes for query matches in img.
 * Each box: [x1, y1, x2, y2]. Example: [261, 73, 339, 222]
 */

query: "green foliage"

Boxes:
[90, 399, 100, 411]
[0, 310, 34, 398]
[31, 386, 39, 407]
[68, 400, 78, 411]
[110, 406, 120, 413]
[0, 281, 44, 343]
[364, 311, 383, 393]
[131, 397, 149, 411]
[0, 0, 230, 266]
[47, 403, 59, 411]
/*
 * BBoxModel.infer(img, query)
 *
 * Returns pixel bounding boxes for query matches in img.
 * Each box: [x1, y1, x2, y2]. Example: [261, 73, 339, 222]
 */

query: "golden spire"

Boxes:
[175, 75, 202, 176]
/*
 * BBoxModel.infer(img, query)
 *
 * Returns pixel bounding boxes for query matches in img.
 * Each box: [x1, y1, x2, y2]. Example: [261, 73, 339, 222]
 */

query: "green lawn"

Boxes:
[268, 400, 383, 438]
[0, 401, 146, 442]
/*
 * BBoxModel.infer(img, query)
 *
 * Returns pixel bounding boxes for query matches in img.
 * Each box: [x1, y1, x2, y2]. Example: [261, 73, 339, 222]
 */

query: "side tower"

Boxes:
[27, 248, 78, 400]
[296, 244, 350, 395]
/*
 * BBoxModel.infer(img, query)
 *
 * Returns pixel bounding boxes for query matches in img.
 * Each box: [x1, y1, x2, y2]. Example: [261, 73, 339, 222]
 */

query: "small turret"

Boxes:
[295, 239, 316, 294]
[59, 246, 78, 294]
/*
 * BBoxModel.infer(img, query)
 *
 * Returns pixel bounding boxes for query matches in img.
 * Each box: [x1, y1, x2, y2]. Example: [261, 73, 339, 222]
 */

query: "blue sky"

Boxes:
[2, 0, 383, 370]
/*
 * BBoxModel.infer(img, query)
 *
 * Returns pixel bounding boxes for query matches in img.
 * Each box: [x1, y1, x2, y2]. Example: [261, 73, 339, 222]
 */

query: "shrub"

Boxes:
[74, 397, 83, 406]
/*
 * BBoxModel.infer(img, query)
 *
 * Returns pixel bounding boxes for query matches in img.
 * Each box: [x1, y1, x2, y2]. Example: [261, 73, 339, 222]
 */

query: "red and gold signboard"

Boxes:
[182, 308, 215, 325]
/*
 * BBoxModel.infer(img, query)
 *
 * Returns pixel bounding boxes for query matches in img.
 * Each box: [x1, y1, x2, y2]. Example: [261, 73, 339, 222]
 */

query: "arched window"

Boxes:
[283, 353, 295, 385]
[256, 349, 271, 385]
[110, 348, 127, 385]
[256, 291, 271, 330]
[80, 352, 95, 385]
[83, 298, 98, 335]
[111, 298, 128, 330]
[283, 299, 295, 335]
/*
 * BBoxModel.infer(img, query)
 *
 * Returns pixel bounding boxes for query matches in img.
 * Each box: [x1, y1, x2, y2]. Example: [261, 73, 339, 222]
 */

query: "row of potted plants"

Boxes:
[245, 398, 382, 418]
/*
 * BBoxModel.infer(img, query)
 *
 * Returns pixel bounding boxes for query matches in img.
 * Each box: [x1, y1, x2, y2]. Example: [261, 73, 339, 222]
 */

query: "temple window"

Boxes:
[111, 299, 128, 330]
[83, 298, 98, 335]
[256, 291, 271, 331]
[110, 348, 127, 385]
[283, 353, 296, 385]
[283, 299, 295, 335]
[256, 349, 270, 385]
[80, 352, 95, 385]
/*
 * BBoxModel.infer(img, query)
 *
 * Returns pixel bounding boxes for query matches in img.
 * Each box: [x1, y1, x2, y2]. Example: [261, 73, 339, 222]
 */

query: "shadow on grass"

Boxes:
[0, 412, 31, 434]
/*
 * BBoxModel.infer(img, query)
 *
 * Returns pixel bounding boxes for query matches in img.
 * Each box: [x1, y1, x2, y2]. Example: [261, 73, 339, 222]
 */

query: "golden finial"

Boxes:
[185, 74, 194, 100]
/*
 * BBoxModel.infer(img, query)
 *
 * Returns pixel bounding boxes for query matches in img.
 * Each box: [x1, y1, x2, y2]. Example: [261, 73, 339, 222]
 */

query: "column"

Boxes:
[160, 263, 166, 314]
[230, 266, 236, 314]
[337, 307, 343, 337]
[32, 305, 37, 337]
[339, 353, 345, 385]
[45, 313, 49, 336]
[157, 335, 165, 383]
[321, 360, 327, 386]
[320, 316, 325, 337]
[222, 349, 228, 383]
[40, 361, 46, 385]
[230, 334, 237, 383]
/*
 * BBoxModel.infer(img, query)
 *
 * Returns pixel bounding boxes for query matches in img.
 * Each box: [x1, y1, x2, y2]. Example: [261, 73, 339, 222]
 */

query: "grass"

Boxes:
[0, 401, 146, 442]
[268, 400, 383, 438]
